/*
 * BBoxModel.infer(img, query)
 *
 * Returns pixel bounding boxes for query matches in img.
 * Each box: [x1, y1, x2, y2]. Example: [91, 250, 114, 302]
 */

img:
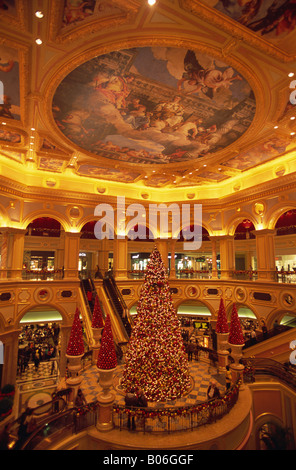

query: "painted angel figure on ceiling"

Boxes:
[177, 49, 242, 98]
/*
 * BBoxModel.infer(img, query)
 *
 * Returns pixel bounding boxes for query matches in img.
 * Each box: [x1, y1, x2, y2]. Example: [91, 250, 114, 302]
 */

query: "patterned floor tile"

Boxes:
[80, 358, 226, 408]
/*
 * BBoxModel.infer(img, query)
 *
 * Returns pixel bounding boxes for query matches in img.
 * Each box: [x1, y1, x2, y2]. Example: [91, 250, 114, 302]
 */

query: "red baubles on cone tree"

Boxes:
[216, 297, 229, 334]
[228, 303, 245, 345]
[121, 246, 191, 402]
[91, 295, 104, 329]
[66, 307, 85, 356]
[97, 314, 117, 370]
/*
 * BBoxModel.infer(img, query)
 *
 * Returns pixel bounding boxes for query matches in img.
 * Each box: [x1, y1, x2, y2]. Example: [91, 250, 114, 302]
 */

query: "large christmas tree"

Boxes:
[121, 247, 191, 402]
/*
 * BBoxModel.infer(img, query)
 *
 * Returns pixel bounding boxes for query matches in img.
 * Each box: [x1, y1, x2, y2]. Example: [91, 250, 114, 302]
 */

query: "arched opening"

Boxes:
[234, 219, 256, 273]
[24, 217, 63, 277]
[257, 421, 291, 450]
[236, 305, 258, 340]
[177, 300, 212, 348]
[17, 307, 62, 383]
[79, 221, 100, 275]
[176, 226, 213, 278]
[275, 209, 296, 236]
[274, 210, 296, 273]
[128, 225, 155, 277]
[26, 217, 61, 237]
[80, 221, 97, 239]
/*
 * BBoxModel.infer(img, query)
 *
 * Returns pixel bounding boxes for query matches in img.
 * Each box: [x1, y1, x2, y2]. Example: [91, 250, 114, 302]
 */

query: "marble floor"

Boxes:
[80, 355, 226, 409]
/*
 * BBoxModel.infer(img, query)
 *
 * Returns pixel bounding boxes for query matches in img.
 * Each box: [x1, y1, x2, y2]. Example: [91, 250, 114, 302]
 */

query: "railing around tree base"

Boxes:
[113, 382, 240, 434]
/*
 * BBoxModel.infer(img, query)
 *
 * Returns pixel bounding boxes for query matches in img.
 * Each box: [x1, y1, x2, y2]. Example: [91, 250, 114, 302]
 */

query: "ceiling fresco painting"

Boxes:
[62, 0, 125, 28]
[52, 47, 256, 165]
[0, 128, 21, 144]
[77, 163, 141, 183]
[205, 0, 296, 41]
[0, 1, 295, 194]
[221, 135, 291, 170]
[0, 44, 20, 121]
[0, 0, 16, 14]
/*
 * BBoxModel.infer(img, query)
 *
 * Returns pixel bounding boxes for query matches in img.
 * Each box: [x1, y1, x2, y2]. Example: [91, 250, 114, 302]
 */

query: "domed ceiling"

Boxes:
[52, 47, 255, 166]
[0, 0, 295, 196]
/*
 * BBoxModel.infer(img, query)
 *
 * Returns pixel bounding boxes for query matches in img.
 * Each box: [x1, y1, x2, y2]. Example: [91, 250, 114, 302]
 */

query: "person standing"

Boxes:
[225, 366, 232, 391]
[207, 379, 221, 400]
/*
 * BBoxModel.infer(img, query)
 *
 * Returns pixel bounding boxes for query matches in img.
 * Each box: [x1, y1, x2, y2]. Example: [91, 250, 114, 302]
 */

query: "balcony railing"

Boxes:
[0, 268, 295, 284]
[113, 382, 239, 433]
[16, 381, 239, 449]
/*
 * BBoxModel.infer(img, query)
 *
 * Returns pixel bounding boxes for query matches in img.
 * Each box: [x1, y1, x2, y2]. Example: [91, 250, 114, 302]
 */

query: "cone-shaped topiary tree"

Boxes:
[216, 297, 229, 333]
[97, 314, 117, 370]
[228, 303, 245, 345]
[66, 307, 85, 356]
[91, 295, 104, 329]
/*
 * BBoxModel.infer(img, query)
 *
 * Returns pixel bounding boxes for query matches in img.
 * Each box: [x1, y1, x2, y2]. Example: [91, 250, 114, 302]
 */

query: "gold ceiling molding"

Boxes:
[48, 0, 142, 45]
[180, 0, 296, 62]
[0, 37, 30, 125]
[1, 164, 296, 211]
[40, 33, 266, 178]
[0, 0, 28, 32]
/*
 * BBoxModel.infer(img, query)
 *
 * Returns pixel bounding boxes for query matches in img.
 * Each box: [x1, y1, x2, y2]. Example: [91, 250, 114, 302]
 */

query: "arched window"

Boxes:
[26, 217, 61, 237]
[275, 209, 296, 236]
[234, 219, 255, 240]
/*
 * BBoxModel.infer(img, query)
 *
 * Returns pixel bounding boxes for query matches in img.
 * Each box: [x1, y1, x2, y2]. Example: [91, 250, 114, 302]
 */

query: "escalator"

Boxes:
[80, 276, 129, 356]
[103, 275, 133, 338]
[243, 324, 295, 363]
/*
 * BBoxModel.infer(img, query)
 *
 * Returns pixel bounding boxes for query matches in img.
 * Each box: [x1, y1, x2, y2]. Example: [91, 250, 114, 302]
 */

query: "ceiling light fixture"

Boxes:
[291, 132, 295, 136]
[291, 116, 295, 120]
[35, 11, 44, 18]
[288, 72, 295, 77]
[148, 0, 156, 5]
[35, 38, 42, 45]
[274, 125, 278, 129]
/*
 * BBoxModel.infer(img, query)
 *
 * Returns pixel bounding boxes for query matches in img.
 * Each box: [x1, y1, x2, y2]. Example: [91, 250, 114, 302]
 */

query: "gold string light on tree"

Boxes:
[121, 247, 191, 402]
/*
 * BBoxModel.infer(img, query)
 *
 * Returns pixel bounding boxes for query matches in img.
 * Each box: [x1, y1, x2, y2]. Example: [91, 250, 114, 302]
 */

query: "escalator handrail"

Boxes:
[243, 324, 292, 349]
[108, 276, 134, 329]
[102, 278, 130, 340]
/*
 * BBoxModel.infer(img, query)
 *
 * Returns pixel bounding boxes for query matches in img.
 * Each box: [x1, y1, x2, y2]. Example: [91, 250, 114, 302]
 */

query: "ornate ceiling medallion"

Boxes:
[52, 46, 256, 166]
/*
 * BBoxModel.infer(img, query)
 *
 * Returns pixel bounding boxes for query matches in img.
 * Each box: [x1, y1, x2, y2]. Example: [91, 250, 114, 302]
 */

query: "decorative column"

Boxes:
[96, 315, 117, 432]
[0, 229, 9, 279]
[91, 295, 104, 365]
[65, 307, 85, 405]
[155, 239, 169, 269]
[113, 238, 128, 279]
[63, 232, 81, 280]
[215, 298, 229, 372]
[169, 238, 176, 279]
[228, 303, 245, 389]
[219, 235, 235, 279]
[254, 229, 276, 281]
[0, 329, 20, 387]
[10, 228, 26, 279]
[210, 236, 219, 279]
[98, 238, 109, 277]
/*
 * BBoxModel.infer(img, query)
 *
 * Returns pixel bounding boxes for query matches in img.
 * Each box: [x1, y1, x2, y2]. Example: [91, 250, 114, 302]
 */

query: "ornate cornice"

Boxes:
[180, 0, 296, 62]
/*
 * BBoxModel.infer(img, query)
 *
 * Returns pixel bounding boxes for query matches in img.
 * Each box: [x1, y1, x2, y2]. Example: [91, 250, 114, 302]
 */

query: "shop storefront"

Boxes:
[24, 251, 55, 271]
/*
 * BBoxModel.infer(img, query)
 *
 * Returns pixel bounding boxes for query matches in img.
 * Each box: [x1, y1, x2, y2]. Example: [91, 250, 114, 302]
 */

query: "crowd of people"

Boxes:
[17, 323, 59, 376]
